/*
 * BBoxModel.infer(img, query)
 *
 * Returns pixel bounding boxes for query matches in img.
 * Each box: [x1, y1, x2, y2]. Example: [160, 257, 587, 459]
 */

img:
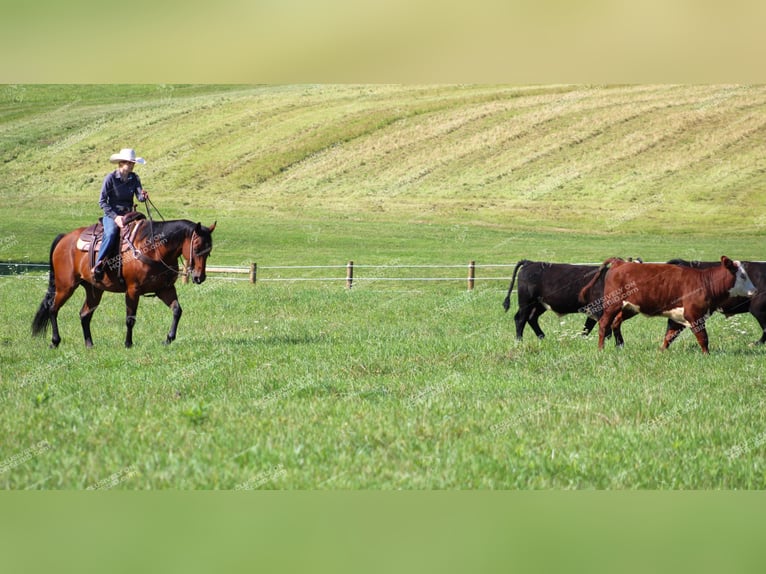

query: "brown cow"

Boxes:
[667, 259, 766, 345]
[579, 256, 756, 353]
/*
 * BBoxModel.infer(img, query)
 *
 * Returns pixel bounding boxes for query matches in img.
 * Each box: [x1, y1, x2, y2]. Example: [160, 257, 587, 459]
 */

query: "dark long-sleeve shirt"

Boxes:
[99, 170, 145, 219]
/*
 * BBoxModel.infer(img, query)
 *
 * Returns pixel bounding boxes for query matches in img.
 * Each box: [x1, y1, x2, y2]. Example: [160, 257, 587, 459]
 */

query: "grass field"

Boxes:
[2, 84, 766, 488]
[2, 272, 766, 489]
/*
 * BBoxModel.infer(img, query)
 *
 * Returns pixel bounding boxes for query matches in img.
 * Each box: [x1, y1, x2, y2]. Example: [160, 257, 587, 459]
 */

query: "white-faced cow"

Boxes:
[503, 259, 621, 341]
[667, 259, 766, 346]
[580, 256, 756, 354]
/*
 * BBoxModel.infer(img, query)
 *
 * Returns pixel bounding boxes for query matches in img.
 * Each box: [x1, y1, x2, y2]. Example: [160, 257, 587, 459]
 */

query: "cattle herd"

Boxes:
[503, 257, 763, 354]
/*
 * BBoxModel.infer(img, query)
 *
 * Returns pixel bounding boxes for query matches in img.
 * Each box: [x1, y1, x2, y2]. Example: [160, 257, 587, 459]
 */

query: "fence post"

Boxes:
[346, 260, 354, 289]
[250, 262, 257, 284]
[468, 260, 475, 290]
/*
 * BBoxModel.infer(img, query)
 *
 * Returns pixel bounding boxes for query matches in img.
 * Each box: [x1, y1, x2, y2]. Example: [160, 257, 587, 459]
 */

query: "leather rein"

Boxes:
[139, 199, 210, 278]
[126, 222, 210, 278]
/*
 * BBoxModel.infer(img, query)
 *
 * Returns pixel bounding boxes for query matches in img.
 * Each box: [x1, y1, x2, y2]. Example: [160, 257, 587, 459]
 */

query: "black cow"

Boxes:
[667, 259, 766, 345]
[503, 259, 623, 341]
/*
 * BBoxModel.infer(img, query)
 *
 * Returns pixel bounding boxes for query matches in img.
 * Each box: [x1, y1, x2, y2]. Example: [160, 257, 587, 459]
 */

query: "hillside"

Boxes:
[2, 84, 766, 262]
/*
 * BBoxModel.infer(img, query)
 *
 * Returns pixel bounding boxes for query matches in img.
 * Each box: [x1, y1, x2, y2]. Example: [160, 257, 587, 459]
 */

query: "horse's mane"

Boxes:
[134, 219, 195, 245]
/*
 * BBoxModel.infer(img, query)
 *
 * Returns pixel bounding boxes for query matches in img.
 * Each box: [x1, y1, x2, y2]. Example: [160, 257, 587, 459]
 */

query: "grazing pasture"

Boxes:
[2, 266, 766, 489]
[1, 84, 766, 488]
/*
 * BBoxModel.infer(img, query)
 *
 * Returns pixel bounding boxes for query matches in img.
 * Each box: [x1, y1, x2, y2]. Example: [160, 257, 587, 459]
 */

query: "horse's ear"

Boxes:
[208, 221, 216, 233]
[195, 222, 202, 234]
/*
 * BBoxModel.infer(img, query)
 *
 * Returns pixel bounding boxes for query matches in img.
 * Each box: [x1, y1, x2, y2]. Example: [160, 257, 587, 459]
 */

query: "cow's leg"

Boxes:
[124, 290, 140, 349]
[513, 307, 529, 340]
[526, 304, 546, 339]
[597, 319, 609, 349]
[515, 303, 545, 340]
[690, 320, 710, 354]
[681, 308, 711, 354]
[612, 308, 638, 347]
[584, 315, 613, 339]
[582, 316, 597, 336]
[610, 310, 626, 348]
[597, 308, 617, 350]
[662, 320, 686, 350]
[750, 308, 766, 345]
[156, 285, 182, 345]
[79, 283, 104, 348]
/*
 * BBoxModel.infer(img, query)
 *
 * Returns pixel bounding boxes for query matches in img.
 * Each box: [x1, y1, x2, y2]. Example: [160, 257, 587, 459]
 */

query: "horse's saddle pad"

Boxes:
[77, 212, 146, 253]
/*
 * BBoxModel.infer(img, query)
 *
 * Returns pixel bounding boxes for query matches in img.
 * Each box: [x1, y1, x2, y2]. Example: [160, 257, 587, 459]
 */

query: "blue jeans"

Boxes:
[95, 215, 119, 267]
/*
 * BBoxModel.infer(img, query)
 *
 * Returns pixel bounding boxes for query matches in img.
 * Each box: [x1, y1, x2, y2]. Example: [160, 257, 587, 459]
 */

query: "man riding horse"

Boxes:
[92, 148, 150, 281]
[32, 148, 216, 348]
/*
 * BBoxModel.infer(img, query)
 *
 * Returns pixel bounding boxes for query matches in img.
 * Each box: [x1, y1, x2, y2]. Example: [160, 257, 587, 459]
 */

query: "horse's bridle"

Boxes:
[187, 229, 212, 275]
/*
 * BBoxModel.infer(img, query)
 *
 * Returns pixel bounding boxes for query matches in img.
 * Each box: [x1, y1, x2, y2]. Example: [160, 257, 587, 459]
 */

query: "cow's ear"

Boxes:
[721, 256, 735, 270]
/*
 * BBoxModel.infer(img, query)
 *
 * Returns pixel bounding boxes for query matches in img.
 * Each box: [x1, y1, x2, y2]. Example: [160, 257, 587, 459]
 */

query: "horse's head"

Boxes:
[186, 221, 216, 284]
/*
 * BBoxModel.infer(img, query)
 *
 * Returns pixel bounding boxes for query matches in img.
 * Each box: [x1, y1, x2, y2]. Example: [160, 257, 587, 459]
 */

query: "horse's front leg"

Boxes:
[156, 286, 182, 345]
[124, 290, 141, 348]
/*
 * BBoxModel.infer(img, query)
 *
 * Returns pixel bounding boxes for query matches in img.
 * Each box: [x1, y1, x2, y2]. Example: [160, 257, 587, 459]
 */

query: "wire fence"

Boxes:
[6, 260, 759, 289]
[0, 260, 520, 288]
[202, 261, 522, 289]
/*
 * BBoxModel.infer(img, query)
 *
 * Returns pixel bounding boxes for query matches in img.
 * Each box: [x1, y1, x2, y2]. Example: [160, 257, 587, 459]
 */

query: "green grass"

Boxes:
[2, 84, 766, 489]
[3, 84, 766, 262]
[2, 269, 766, 489]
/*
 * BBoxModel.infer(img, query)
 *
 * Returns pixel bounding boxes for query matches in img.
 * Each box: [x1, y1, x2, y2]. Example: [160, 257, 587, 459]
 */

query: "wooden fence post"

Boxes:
[250, 262, 257, 284]
[468, 260, 475, 290]
[346, 260, 354, 289]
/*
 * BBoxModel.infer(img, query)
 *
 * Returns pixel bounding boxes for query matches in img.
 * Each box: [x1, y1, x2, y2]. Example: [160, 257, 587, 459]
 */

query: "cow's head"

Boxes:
[722, 256, 757, 297]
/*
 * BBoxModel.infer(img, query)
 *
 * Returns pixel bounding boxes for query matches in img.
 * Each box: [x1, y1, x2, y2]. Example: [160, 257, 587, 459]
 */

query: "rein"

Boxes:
[144, 196, 167, 224]
[139, 199, 211, 279]
[142, 196, 163, 258]
[130, 219, 209, 279]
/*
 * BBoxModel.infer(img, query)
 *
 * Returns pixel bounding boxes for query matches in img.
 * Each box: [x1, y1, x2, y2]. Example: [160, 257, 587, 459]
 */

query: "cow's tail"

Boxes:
[503, 260, 529, 312]
[32, 234, 63, 337]
[578, 257, 625, 305]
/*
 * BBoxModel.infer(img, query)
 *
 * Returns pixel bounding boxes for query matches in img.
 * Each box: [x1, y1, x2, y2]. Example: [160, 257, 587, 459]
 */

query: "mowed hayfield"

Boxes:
[2, 84, 766, 489]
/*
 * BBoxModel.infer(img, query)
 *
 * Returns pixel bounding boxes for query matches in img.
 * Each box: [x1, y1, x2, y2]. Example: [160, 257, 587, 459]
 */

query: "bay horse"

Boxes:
[32, 218, 216, 348]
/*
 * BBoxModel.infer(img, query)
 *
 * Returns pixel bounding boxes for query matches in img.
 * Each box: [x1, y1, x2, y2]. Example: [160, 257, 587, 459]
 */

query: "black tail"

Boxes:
[32, 234, 64, 337]
[503, 260, 529, 312]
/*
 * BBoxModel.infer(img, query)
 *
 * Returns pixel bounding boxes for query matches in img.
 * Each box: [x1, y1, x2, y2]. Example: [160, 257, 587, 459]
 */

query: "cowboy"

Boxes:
[92, 148, 150, 280]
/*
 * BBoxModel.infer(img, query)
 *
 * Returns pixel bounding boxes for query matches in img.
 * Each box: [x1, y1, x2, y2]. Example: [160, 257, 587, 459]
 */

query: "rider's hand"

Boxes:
[115, 215, 125, 228]
[141, 190, 149, 201]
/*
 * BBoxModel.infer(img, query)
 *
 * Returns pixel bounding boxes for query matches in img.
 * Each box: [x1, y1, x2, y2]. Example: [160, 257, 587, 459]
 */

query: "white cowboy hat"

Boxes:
[109, 148, 146, 164]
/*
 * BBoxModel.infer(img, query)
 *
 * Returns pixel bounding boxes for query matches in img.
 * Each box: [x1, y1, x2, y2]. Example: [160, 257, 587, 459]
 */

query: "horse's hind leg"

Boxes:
[156, 286, 182, 345]
[79, 284, 104, 348]
[50, 283, 78, 348]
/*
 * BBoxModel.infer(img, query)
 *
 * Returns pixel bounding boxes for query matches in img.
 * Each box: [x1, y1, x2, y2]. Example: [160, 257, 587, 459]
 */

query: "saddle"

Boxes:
[78, 212, 146, 271]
